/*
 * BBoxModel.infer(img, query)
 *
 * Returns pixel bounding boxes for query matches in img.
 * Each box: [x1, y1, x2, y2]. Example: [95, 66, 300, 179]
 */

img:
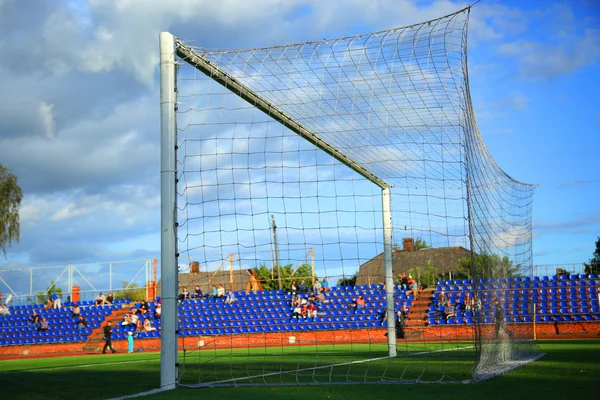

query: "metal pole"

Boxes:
[160, 31, 178, 391]
[382, 187, 397, 357]
[109, 263, 113, 292]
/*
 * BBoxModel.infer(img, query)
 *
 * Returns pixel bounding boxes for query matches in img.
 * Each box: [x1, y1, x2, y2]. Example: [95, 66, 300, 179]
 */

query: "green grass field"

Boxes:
[0, 340, 597, 400]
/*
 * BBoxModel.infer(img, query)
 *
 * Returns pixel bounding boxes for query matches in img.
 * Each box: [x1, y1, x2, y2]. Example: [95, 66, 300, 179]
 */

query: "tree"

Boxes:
[407, 261, 440, 287]
[114, 282, 147, 301]
[414, 237, 430, 250]
[31, 281, 64, 304]
[337, 272, 358, 288]
[253, 263, 313, 291]
[456, 251, 520, 280]
[584, 237, 600, 275]
[0, 165, 22, 257]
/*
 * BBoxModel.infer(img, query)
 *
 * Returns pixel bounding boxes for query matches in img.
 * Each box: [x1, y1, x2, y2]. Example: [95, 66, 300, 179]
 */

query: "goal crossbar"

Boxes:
[174, 38, 389, 190]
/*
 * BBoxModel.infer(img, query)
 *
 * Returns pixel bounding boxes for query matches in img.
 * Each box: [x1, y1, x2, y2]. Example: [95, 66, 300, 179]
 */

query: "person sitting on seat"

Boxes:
[143, 318, 157, 332]
[321, 277, 330, 292]
[105, 293, 114, 304]
[194, 285, 203, 299]
[297, 280, 308, 294]
[406, 276, 419, 298]
[348, 295, 366, 310]
[94, 293, 107, 306]
[30, 311, 41, 328]
[443, 300, 455, 321]
[38, 318, 49, 331]
[0, 304, 10, 316]
[76, 315, 87, 331]
[154, 303, 162, 320]
[307, 302, 318, 319]
[216, 284, 225, 298]
[313, 279, 322, 294]
[71, 303, 81, 318]
[178, 288, 190, 303]
[50, 292, 61, 310]
[225, 291, 237, 304]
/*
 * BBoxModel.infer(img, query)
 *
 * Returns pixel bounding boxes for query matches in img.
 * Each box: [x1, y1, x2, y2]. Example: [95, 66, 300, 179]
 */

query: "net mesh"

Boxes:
[171, 6, 541, 387]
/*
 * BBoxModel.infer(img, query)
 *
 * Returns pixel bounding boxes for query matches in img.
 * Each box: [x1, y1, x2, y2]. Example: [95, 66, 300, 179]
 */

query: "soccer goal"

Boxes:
[158, 5, 542, 390]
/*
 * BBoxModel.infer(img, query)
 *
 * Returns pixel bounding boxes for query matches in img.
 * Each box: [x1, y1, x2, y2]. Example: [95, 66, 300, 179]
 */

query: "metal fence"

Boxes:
[0, 259, 156, 307]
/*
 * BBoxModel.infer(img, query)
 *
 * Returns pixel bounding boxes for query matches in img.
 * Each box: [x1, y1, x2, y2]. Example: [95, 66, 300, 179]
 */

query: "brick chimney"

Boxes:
[403, 238, 414, 251]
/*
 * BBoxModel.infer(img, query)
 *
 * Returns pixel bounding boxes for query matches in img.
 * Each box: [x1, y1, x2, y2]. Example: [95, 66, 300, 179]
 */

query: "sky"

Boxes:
[0, 0, 599, 298]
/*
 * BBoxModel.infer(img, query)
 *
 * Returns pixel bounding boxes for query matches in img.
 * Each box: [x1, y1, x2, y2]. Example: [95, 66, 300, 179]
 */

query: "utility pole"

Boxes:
[272, 215, 282, 290]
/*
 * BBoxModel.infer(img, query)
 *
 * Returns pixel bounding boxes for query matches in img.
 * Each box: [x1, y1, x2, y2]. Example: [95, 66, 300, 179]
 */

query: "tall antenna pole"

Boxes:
[272, 215, 282, 290]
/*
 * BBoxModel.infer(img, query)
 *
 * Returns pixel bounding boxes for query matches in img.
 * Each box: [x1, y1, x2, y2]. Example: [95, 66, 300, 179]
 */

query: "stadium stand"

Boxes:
[1, 275, 598, 347]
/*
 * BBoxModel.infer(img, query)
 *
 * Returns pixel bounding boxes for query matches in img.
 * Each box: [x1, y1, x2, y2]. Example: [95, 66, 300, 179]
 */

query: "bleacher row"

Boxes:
[0, 300, 128, 347]
[428, 274, 600, 325]
[1, 275, 599, 347]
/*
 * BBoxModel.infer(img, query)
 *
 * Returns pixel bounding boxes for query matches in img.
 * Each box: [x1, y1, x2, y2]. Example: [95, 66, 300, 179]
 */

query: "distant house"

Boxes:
[155, 265, 257, 297]
[356, 238, 470, 285]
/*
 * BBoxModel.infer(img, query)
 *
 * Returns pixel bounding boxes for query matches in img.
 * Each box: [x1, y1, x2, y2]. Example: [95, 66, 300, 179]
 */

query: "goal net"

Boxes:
[159, 6, 542, 389]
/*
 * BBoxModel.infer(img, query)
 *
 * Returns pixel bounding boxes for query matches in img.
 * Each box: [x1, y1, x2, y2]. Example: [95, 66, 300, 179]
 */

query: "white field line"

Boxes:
[0, 358, 160, 376]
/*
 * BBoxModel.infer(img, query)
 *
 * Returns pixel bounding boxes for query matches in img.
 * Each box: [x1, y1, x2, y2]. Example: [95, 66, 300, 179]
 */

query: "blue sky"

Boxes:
[0, 0, 598, 297]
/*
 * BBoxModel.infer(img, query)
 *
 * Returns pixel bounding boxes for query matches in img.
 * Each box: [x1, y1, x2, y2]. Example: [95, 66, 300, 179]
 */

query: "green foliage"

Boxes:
[30, 281, 64, 304]
[337, 272, 357, 287]
[407, 261, 440, 287]
[253, 263, 313, 291]
[0, 165, 22, 257]
[414, 237, 430, 250]
[584, 237, 600, 275]
[114, 282, 147, 301]
[456, 251, 520, 279]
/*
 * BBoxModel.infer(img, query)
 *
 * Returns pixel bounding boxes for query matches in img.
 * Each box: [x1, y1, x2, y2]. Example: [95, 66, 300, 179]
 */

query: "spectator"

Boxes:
[225, 291, 236, 304]
[474, 296, 482, 315]
[249, 272, 259, 294]
[105, 293, 114, 304]
[94, 293, 107, 306]
[399, 273, 408, 290]
[0, 304, 10, 316]
[44, 297, 53, 309]
[292, 304, 302, 319]
[178, 288, 190, 303]
[313, 279, 322, 294]
[291, 294, 301, 307]
[297, 280, 308, 294]
[38, 318, 49, 331]
[139, 300, 149, 316]
[217, 284, 225, 298]
[102, 321, 116, 354]
[211, 285, 218, 300]
[135, 318, 144, 337]
[348, 295, 366, 310]
[443, 301, 455, 321]
[122, 313, 133, 328]
[194, 285, 203, 299]
[50, 292, 62, 310]
[439, 290, 447, 305]
[144, 318, 157, 332]
[307, 302, 318, 319]
[290, 281, 297, 296]
[494, 299, 510, 339]
[314, 292, 325, 307]
[30, 311, 41, 328]
[321, 277, 330, 292]
[300, 304, 308, 319]
[71, 304, 81, 318]
[127, 331, 135, 353]
[154, 303, 162, 320]
[406, 276, 419, 298]
[130, 313, 140, 330]
[307, 291, 316, 304]
[395, 309, 406, 339]
[464, 294, 472, 313]
[76, 315, 87, 331]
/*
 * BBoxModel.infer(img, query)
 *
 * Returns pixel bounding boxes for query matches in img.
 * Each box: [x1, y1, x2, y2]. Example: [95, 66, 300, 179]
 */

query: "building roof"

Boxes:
[356, 246, 471, 285]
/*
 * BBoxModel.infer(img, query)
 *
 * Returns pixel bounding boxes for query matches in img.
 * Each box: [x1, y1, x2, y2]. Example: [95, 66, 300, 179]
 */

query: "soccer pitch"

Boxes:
[0, 340, 597, 400]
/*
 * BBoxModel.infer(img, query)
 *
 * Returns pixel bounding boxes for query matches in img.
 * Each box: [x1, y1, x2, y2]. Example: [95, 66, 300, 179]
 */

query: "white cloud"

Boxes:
[51, 203, 92, 221]
[39, 102, 55, 139]
[499, 28, 600, 79]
